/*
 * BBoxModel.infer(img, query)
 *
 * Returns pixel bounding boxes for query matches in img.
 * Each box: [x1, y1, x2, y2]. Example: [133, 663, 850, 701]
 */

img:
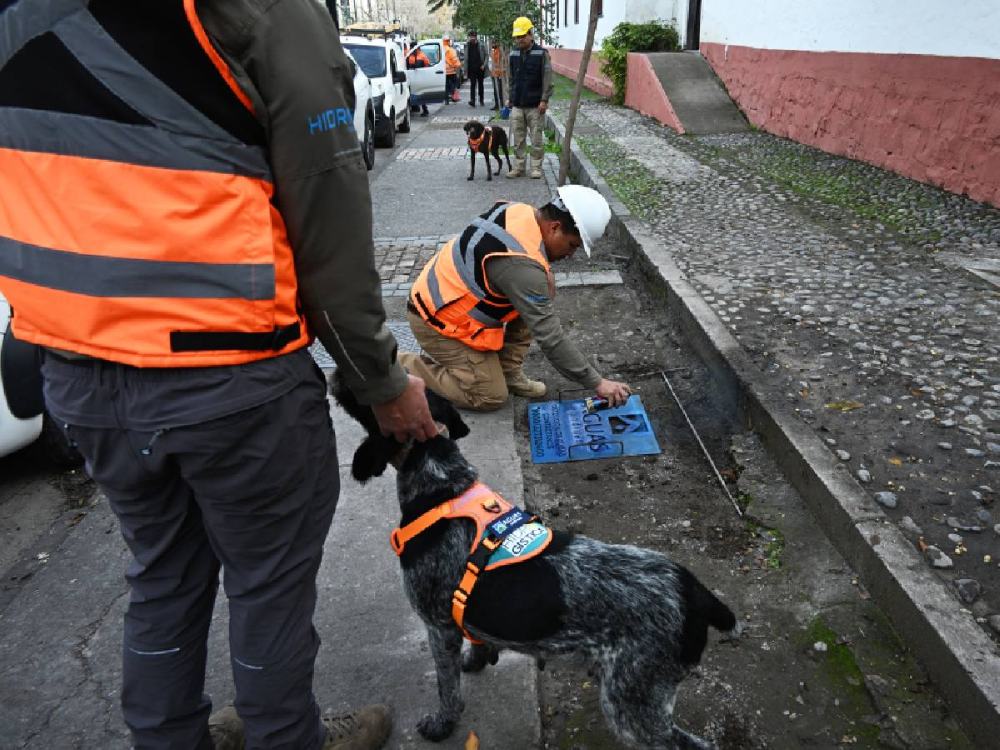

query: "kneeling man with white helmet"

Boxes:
[401, 185, 631, 411]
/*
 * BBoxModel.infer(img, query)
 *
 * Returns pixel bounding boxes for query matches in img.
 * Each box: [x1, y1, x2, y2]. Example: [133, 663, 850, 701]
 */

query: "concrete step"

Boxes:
[646, 51, 748, 135]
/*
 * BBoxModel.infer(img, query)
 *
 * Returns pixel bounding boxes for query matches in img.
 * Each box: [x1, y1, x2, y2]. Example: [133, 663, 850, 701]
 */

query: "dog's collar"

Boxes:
[388, 422, 450, 470]
[468, 127, 491, 149]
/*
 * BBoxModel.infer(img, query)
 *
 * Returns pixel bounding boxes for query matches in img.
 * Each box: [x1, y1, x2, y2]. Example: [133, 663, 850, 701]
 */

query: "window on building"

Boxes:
[555, 0, 559, 28]
[574, 0, 579, 25]
[564, 0, 568, 27]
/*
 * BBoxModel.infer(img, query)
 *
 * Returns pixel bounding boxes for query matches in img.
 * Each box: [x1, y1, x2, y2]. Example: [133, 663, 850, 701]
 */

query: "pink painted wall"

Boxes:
[547, 48, 614, 98]
[624, 52, 685, 134]
[701, 42, 1000, 208]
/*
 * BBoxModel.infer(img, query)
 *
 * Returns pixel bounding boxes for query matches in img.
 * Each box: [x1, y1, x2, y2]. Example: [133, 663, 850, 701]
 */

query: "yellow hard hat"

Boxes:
[512, 16, 533, 37]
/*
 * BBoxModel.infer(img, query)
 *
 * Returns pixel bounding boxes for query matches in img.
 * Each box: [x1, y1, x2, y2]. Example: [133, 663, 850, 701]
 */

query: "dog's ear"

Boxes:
[445, 406, 471, 440]
[351, 434, 397, 483]
[426, 390, 471, 440]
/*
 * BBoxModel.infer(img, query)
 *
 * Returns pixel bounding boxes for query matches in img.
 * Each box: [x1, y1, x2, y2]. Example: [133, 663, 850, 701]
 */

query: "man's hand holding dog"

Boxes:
[373, 374, 439, 442]
[595, 378, 631, 407]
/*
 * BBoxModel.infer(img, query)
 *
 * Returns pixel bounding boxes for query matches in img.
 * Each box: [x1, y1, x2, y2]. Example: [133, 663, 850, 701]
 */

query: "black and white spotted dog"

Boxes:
[333, 373, 739, 749]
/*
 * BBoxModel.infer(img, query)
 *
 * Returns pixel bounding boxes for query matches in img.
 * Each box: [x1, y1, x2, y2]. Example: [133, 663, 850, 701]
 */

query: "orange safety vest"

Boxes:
[0, 0, 311, 367]
[390, 481, 553, 642]
[407, 48, 430, 68]
[444, 43, 461, 75]
[409, 202, 551, 351]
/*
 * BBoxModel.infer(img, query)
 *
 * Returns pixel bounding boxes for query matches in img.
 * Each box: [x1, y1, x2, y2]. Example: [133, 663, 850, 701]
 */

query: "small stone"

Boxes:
[856, 469, 872, 483]
[874, 491, 898, 509]
[954, 578, 982, 604]
[988, 615, 1000, 635]
[836, 449, 851, 461]
[947, 533, 964, 545]
[899, 516, 923, 537]
[994, 523, 1000, 536]
[813, 641, 828, 653]
[915, 409, 935, 420]
[988, 443, 1000, 455]
[938, 442, 953, 450]
[966, 448, 986, 458]
[946, 516, 983, 532]
[976, 509, 992, 525]
[925, 546, 954, 568]
[940, 419, 957, 428]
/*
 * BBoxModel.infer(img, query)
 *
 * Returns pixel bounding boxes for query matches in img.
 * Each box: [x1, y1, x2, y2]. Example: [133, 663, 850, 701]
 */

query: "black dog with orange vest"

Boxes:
[463, 119, 511, 181]
[333, 371, 740, 749]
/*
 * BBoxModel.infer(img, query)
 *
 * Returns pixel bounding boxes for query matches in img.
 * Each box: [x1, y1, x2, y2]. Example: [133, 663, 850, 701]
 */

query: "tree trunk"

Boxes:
[558, 0, 600, 186]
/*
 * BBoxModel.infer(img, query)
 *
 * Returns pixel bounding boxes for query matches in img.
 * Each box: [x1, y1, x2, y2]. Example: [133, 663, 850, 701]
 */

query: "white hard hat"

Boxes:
[555, 185, 611, 257]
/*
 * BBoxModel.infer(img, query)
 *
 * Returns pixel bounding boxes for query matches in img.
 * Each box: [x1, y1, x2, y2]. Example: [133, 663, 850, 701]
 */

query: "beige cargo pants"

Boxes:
[398, 309, 532, 411]
[509, 106, 544, 173]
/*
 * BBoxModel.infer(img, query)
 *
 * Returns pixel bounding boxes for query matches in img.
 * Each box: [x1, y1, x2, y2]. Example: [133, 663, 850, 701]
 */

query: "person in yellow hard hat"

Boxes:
[506, 17, 553, 179]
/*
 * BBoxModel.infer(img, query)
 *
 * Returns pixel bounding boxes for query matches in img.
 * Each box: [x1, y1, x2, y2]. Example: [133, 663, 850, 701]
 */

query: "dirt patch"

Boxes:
[511, 265, 970, 748]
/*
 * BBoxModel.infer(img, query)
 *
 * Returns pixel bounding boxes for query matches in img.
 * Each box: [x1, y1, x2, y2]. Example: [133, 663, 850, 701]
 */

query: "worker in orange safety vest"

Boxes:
[401, 186, 631, 411]
[0, 1, 435, 747]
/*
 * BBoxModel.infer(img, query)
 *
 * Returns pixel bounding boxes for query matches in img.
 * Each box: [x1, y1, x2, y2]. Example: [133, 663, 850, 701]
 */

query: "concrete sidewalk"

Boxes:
[548, 98, 1000, 746]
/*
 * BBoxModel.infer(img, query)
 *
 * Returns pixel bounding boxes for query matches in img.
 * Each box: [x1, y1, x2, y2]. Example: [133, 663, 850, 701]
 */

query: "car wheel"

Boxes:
[375, 108, 395, 148]
[362, 108, 375, 170]
[398, 106, 410, 133]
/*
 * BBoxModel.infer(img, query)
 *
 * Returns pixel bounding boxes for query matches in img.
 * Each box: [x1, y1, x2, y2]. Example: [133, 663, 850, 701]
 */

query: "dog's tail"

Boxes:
[684, 569, 737, 632]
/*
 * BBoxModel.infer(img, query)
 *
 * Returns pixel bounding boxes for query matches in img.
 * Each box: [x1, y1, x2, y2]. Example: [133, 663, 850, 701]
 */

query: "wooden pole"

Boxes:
[558, 0, 600, 186]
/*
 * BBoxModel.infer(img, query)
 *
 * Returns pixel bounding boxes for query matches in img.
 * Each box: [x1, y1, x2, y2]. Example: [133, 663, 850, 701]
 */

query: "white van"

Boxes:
[406, 39, 447, 107]
[343, 49, 376, 170]
[342, 37, 411, 149]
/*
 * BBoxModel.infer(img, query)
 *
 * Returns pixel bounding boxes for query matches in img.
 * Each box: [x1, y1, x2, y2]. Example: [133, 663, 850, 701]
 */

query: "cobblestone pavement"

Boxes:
[556, 100, 1000, 638]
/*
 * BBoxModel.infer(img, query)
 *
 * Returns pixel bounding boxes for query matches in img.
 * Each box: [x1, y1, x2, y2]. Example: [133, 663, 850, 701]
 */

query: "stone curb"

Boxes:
[547, 111, 1000, 747]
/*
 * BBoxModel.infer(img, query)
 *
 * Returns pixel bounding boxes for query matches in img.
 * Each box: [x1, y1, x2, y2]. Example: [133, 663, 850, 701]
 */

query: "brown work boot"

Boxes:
[505, 167, 524, 178]
[321, 704, 391, 749]
[208, 706, 244, 750]
[529, 166, 543, 179]
[505, 371, 547, 398]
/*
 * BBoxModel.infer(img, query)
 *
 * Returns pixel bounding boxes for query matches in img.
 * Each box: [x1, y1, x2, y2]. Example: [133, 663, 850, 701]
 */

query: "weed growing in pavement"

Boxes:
[577, 135, 660, 220]
[745, 519, 785, 570]
[543, 128, 562, 155]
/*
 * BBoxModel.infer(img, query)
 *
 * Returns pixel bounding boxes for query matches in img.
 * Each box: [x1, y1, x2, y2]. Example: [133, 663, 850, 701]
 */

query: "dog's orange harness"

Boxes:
[390, 482, 553, 642]
[467, 127, 493, 151]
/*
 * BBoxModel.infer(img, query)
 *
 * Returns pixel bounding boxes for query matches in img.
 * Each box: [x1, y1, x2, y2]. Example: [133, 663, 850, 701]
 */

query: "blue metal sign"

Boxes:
[528, 395, 661, 464]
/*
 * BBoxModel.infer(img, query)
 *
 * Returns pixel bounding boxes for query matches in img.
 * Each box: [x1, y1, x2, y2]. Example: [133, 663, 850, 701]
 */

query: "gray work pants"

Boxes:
[42, 355, 338, 750]
[510, 105, 543, 171]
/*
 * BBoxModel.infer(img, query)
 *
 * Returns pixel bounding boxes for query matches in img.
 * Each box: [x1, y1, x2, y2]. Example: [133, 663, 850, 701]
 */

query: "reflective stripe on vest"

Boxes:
[409, 203, 550, 351]
[0, 3, 310, 367]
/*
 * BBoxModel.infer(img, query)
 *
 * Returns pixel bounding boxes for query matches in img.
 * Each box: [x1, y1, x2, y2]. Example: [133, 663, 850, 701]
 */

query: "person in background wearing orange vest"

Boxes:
[400, 186, 631, 411]
[490, 39, 507, 111]
[406, 45, 432, 116]
[0, 2, 437, 749]
[443, 36, 462, 104]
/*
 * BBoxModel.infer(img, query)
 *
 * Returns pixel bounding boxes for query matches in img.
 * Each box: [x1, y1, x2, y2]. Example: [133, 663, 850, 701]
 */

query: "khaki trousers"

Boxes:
[399, 309, 532, 411]
[510, 106, 544, 172]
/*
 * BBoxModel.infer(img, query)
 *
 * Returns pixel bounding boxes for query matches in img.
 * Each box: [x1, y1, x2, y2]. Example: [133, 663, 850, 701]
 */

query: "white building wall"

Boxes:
[700, 0, 1000, 59]
[551, 0, 680, 50]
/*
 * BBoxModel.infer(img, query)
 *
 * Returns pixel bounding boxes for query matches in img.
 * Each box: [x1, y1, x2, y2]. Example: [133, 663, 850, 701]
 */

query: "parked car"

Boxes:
[342, 37, 410, 148]
[344, 49, 376, 170]
[0, 292, 80, 466]
[406, 38, 447, 107]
